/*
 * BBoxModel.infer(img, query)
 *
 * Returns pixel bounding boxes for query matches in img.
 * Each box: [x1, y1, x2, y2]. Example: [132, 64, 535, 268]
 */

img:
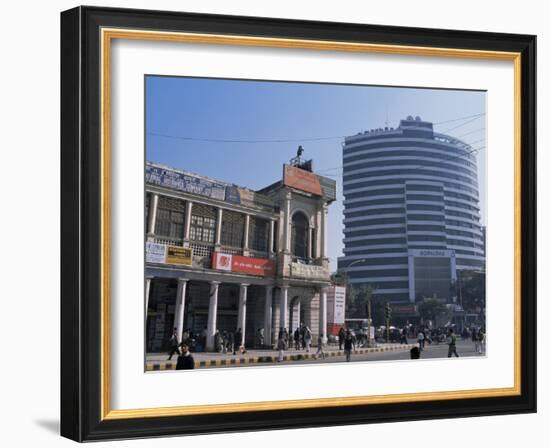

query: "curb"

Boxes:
[146, 344, 416, 371]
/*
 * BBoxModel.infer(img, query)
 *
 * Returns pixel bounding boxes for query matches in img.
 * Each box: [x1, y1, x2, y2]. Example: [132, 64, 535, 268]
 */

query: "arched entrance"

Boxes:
[289, 296, 304, 334]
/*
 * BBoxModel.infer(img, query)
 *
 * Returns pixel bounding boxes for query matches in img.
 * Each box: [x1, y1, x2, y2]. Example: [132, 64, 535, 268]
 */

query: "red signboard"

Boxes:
[391, 304, 417, 314]
[212, 252, 275, 277]
[283, 164, 322, 196]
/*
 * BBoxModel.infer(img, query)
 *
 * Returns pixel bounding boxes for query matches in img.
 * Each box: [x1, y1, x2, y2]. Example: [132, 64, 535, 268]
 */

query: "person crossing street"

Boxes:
[447, 328, 459, 357]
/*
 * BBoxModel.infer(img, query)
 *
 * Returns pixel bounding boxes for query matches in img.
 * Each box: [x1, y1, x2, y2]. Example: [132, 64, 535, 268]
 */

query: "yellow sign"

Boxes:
[165, 246, 192, 266]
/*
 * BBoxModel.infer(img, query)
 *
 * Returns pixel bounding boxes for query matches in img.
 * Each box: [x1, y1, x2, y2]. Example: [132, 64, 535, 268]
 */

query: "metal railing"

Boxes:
[153, 236, 183, 247]
[218, 245, 243, 256]
[189, 241, 214, 268]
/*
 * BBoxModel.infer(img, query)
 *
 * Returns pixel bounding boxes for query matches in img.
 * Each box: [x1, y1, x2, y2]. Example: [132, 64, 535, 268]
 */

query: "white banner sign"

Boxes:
[145, 242, 166, 263]
[327, 286, 346, 325]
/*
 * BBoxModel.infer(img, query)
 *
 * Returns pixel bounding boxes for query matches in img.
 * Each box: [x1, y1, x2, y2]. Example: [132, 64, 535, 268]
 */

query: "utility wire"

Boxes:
[147, 112, 486, 145]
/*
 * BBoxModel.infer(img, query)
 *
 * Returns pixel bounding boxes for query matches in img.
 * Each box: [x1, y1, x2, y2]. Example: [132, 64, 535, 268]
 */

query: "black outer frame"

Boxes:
[60, 6, 536, 442]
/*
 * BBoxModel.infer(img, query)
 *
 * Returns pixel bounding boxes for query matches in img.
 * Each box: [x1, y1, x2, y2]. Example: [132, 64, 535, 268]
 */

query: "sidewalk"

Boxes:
[146, 343, 416, 371]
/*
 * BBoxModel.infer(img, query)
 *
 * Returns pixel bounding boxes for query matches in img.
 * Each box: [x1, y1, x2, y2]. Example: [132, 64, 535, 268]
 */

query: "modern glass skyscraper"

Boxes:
[338, 116, 485, 305]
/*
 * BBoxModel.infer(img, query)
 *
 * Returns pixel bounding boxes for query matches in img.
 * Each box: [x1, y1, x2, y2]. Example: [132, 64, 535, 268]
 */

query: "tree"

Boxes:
[458, 270, 486, 313]
[417, 296, 447, 323]
[346, 284, 374, 318]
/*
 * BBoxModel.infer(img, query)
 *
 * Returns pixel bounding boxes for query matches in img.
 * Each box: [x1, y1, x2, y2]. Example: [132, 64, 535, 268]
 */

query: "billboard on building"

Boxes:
[283, 164, 322, 196]
[145, 242, 192, 266]
[146, 242, 166, 263]
[165, 246, 192, 266]
[212, 252, 275, 276]
[146, 163, 226, 200]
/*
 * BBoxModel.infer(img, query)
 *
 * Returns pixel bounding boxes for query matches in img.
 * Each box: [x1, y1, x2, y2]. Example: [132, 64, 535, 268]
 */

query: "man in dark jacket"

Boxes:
[344, 330, 355, 362]
[338, 327, 346, 350]
[175, 344, 195, 370]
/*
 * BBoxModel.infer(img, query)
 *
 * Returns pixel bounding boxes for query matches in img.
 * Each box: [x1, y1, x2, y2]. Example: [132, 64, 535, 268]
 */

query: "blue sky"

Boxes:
[146, 76, 486, 267]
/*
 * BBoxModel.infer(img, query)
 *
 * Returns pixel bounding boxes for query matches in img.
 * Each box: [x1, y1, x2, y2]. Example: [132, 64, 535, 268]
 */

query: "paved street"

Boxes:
[146, 338, 484, 371]
[208, 339, 484, 368]
[274, 339, 484, 366]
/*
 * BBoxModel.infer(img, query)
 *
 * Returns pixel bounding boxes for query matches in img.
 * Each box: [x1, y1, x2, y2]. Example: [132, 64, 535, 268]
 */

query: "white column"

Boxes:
[268, 219, 275, 255]
[280, 285, 289, 331]
[243, 214, 250, 251]
[307, 226, 313, 259]
[147, 194, 159, 239]
[283, 192, 291, 253]
[263, 285, 273, 346]
[237, 283, 249, 347]
[183, 201, 193, 246]
[321, 204, 328, 259]
[319, 287, 328, 344]
[206, 281, 220, 351]
[292, 300, 301, 333]
[215, 208, 223, 246]
[145, 276, 153, 316]
[174, 278, 188, 342]
[315, 208, 322, 259]
[408, 254, 416, 303]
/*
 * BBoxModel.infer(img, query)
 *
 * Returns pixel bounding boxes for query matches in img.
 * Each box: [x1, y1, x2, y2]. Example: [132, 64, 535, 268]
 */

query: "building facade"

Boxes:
[145, 159, 336, 352]
[338, 116, 485, 308]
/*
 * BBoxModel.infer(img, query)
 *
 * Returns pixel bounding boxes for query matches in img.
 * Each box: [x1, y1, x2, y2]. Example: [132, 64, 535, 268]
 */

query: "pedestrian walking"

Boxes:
[478, 328, 486, 354]
[277, 329, 285, 362]
[175, 344, 195, 370]
[221, 330, 228, 354]
[338, 327, 345, 350]
[314, 335, 326, 360]
[167, 329, 180, 360]
[447, 328, 459, 357]
[471, 327, 479, 352]
[417, 330, 425, 351]
[214, 329, 222, 353]
[303, 326, 312, 352]
[294, 327, 301, 350]
[282, 328, 289, 350]
[256, 327, 264, 348]
[400, 327, 408, 344]
[344, 330, 354, 362]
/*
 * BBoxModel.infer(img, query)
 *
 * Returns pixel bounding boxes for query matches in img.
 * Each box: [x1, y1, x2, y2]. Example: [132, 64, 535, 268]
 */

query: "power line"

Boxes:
[439, 115, 485, 134]
[147, 112, 486, 145]
[147, 131, 348, 144]
[456, 127, 485, 139]
[432, 113, 485, 126]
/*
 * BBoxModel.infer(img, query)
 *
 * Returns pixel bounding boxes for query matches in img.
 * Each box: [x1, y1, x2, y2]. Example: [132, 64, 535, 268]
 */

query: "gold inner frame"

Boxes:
[100, 27, 522, 421]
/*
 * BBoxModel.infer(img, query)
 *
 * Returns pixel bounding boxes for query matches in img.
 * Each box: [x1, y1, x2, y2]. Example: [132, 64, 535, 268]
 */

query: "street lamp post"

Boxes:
[345, 258, 371, 345]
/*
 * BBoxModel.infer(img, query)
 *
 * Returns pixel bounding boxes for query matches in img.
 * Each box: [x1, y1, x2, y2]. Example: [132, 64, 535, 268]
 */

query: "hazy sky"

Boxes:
[146, 76, 486, 267]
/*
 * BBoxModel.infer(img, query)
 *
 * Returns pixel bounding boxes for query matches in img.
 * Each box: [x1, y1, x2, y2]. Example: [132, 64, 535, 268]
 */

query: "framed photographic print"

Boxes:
[60, 6, 536, 442]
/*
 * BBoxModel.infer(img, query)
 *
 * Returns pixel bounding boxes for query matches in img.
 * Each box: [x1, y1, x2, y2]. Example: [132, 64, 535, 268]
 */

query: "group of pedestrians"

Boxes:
[471, 327, 486, 354]
[276, 324, 314, 362]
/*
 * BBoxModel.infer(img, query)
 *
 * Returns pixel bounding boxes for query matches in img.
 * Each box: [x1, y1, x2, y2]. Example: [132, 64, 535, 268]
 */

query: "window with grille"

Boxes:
[155, 196, 185, 240]
[221, 210, 244, 248]
[248, 216, 269, 252]
[190, 204, 216, 243]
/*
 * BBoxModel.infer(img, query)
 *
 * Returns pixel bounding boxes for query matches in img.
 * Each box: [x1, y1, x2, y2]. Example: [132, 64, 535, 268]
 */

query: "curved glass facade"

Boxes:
[338, 116, 485, 303]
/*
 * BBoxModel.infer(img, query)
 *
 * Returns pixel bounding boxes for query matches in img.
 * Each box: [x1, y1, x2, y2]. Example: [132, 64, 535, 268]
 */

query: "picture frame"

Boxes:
[60, 5, 536, 441]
